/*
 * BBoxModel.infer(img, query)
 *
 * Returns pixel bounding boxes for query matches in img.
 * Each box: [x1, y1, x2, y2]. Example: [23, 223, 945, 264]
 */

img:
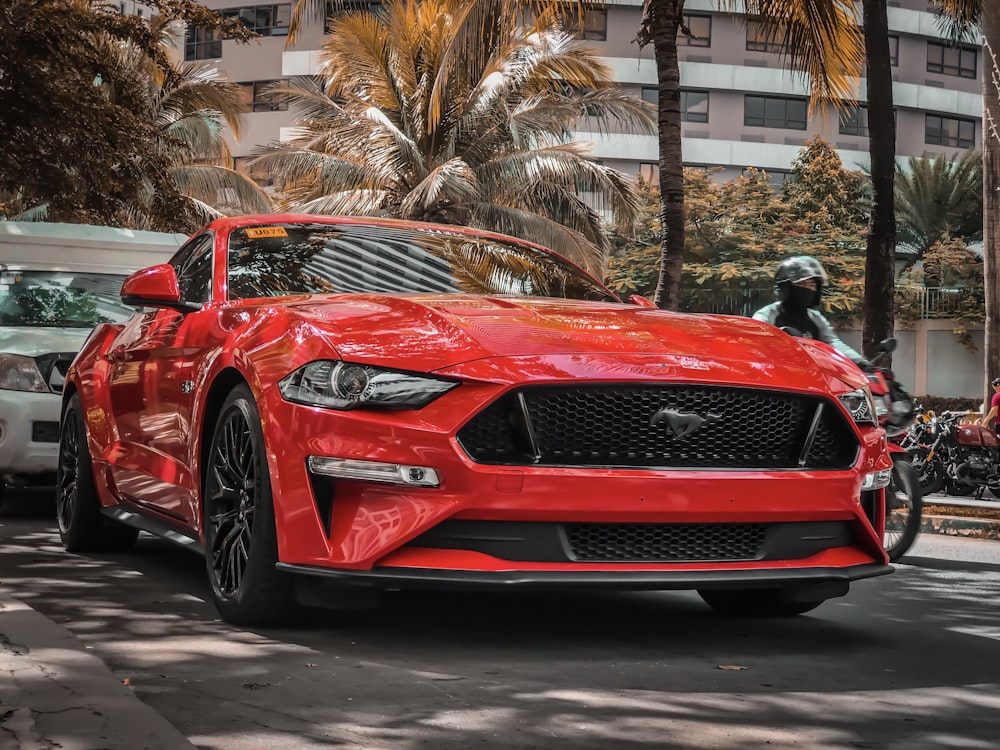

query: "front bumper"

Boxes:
[277, 560, 892, 590]
[259, 387, 892, 579]
[0, 390, 61, 477]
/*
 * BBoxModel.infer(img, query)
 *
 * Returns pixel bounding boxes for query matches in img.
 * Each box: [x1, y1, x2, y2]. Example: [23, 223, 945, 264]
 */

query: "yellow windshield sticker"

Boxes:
[246, 226, 288, 238]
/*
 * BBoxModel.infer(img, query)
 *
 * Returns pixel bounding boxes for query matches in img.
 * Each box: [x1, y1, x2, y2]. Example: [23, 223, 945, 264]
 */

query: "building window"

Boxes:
[641, 87, 658, 106]
[639, 163, 659, 185]
[927, 41, 977, 78]
[677, 14, 711, 47]
[680, 90, 709, 122]
[744, 95, 807, 130]
[839, 105, 869, 136]
[745, 167, 795, 187]
[239, 80, 288, 112]
[221, 4, 291, 36]
[925, 114, 976, 148]
[563, 7, 607, 41]
[746, 19, 787, 54]
[184, 27, 222, 61]
[889, 35, 899, 66]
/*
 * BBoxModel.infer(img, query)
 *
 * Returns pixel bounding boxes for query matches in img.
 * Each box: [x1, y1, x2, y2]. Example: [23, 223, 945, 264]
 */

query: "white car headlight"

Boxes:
[838, 386, 878, 425]
[0, 353, 49, 393]
[279, 361, 459, 410]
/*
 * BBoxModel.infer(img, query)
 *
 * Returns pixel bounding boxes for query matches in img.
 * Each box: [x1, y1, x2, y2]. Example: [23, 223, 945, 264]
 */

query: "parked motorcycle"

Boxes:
[863, 339, 922, 562]
[906, 410, 1000, 500]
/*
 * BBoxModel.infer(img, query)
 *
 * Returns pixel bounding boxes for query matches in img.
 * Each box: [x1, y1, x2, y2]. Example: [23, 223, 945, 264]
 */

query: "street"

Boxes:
[1, 489, 999, 749]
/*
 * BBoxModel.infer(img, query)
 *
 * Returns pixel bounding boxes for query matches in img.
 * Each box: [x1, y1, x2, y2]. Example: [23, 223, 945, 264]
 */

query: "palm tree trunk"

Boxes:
[983, 6, 1000, 404]
[645, 0, 685, 311]
[861, 0, 896, 358]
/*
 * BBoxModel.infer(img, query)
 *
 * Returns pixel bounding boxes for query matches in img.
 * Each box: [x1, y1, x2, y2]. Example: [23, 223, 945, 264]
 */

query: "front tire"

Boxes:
[909, 448, 945, 495]
[203, 384, 295, 627]
[56, 393, 139, 553]
[884, 458, 923, 562]
[697, 589, 826, 617]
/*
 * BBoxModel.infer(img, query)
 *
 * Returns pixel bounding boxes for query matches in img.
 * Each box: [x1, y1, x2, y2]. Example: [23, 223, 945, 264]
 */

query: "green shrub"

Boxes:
[916, 395, 982, 415]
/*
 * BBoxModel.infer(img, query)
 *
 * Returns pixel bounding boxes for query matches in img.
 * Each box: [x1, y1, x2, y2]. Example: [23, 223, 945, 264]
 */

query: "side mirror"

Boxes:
[628, 294, 657, 308]
[120, 264, 201, 313]
[879, 338, 898, 353]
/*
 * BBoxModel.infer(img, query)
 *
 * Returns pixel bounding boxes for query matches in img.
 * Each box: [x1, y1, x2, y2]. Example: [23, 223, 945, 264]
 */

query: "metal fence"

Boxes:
[683, 286, 984, 320]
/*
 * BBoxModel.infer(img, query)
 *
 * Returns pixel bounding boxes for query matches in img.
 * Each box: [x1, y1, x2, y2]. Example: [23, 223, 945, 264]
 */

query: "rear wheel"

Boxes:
[56, 393, 139, 553]
[203, 384, 296, 627]
[884, 459, 923, 562]
[697, 589, 826, 617]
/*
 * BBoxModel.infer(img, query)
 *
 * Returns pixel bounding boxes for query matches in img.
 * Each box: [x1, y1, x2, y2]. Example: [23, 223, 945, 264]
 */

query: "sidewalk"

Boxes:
[920, 492, 1000, 541]
[0, 587, 196, 750]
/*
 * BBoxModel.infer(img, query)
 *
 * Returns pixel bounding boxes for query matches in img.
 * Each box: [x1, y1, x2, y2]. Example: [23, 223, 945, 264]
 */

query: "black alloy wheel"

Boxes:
[203, 385, 295, 626]
[56, 393, 139, 553]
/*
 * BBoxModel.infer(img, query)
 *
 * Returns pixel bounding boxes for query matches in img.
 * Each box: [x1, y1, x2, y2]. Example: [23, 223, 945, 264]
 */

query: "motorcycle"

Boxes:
[779, 330, 922, 561]
[902, 411, 953, 496]
[907, 410, 1000, 500]
[863, 339, 922, 562]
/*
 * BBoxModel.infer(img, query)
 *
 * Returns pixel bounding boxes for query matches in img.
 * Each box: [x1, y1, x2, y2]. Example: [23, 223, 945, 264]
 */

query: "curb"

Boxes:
[0, 589, 196, 750]
[920, 513, 1000, 541]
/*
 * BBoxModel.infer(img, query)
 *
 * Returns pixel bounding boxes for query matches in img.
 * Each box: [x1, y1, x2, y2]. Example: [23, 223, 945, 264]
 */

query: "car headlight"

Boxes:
[0, 353, 49, 393]
[838, 386, 878, 425]
[279, 361, 459, 410]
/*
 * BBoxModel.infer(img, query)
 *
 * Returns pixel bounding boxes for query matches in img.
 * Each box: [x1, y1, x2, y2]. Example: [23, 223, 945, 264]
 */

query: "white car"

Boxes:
[0, 222, 185, 507]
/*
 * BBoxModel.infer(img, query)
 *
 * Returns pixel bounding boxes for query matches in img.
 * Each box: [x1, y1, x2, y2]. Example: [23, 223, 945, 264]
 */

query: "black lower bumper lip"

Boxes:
[275, 562, 893, 591]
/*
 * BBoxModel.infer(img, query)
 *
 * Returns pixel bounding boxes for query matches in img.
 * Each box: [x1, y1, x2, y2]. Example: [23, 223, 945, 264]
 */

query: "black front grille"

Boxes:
[408, 520, 856, 563]
[31, 421, 60, 443]
[566, 523, 766, 561]
[456, 384, 858, 470]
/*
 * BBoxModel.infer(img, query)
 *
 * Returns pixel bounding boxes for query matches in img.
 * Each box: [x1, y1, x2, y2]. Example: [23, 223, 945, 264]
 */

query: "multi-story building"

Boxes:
[182, 0, 983, 184]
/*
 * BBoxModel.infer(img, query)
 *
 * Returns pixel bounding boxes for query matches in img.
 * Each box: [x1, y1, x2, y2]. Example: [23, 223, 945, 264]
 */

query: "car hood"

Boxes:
[281, 295, 864, 390]
[0, 326, 93, 357]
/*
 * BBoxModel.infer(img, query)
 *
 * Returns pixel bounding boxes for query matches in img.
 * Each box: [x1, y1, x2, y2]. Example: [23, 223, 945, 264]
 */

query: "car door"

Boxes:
[106, 234, 215, 521]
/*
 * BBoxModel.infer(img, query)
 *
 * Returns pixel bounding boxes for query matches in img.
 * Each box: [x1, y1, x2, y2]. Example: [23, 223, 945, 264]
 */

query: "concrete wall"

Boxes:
[838, 320, 987, 403]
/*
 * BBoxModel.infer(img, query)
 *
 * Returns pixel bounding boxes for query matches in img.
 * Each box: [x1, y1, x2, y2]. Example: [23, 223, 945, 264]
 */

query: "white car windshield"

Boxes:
[0, 270, 134, 328]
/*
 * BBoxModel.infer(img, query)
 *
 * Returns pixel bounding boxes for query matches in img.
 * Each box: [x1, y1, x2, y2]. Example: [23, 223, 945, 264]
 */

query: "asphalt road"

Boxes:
[2, 489, 999, 750]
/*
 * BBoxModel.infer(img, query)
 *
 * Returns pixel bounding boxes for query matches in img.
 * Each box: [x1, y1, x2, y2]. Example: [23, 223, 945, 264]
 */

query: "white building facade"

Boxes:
[179, 0, 984, 181]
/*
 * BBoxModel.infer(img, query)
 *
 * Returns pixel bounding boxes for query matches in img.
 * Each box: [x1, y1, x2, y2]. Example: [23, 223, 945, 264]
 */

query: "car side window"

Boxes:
[169, 234, 214, 304]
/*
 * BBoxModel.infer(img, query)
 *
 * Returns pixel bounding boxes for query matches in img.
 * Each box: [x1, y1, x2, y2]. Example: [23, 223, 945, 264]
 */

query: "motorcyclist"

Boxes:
[752, 255, 870, 368]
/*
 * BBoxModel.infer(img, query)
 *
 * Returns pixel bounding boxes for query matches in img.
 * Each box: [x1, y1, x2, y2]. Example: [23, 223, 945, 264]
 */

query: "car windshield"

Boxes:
[0, 270, 133, 328]
[226, 222, 618, 302]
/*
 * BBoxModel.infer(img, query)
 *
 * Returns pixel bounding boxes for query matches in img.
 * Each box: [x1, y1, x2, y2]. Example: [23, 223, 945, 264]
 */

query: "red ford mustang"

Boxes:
[57, 215, 893, 625]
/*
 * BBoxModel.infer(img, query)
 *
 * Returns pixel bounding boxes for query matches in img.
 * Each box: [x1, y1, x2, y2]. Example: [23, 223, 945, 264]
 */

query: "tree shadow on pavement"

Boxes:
[2, 491, 999, 750]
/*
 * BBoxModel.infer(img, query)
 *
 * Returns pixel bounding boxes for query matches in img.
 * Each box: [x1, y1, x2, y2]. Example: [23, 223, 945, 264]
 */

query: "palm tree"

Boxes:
[97, 15, 272, 229]
[635, 1, 865, 309]
[860, 0, 896, 359]
[894, 150, 983, 262]
[252, 0, 655, 274]
[933, 1, 1000, 405]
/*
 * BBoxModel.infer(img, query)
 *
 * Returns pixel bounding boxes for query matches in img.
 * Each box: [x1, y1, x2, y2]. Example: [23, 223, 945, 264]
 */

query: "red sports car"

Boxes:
[57, 215, 893, 625]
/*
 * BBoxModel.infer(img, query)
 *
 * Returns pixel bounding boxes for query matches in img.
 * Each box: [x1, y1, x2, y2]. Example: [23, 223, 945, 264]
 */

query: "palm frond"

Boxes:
[169, 164, 274, 214]
[735, 0, 865, 108]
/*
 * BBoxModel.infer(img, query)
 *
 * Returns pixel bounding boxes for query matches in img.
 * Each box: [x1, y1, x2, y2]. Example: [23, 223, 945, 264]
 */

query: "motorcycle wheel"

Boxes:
[908, 448, 946, 496]
[884, 459, 923, 563]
